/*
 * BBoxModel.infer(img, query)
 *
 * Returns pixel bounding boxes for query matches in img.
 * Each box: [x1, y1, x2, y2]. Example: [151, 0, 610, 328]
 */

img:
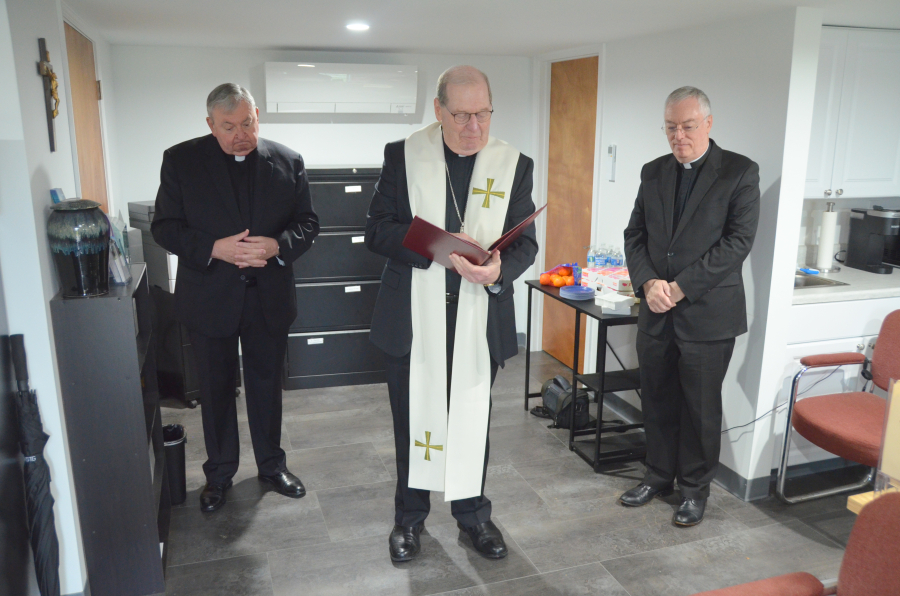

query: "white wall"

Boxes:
[587, 8, 823, 497]
[0, 6, 35, 596]
[108, 46, 538, 333]
[0, 0, 87, 593]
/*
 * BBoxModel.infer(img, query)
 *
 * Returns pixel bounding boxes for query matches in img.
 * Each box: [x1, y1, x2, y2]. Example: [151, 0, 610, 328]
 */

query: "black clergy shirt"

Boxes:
[224, 148, 258, 278]
[443, 142, 476, 295]
[224, 149, 258, 228]
[673, 146, 709, 231]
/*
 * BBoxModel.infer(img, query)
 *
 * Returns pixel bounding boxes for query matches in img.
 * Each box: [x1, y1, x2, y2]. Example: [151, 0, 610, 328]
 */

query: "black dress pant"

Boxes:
[190, 285, 288, 484]
[636, 319, 735, 499]
[384, 300, 499, 528]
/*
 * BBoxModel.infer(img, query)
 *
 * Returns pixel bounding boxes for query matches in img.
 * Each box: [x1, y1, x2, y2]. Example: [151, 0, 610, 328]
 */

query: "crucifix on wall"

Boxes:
[36, 38, 60, 152]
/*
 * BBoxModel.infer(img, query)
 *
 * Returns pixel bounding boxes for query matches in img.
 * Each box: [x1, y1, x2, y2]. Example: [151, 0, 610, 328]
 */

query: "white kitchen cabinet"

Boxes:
[805, 28, 900, 199]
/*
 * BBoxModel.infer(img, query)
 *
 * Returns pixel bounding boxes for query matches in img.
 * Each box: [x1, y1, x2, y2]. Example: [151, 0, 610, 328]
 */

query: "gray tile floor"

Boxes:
[161, 350, 859, 596]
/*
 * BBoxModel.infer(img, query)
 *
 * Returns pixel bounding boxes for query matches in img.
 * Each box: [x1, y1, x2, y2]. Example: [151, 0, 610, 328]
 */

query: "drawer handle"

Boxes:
[307, 338, 324, 345]
[345, 185, 362, 193]
[351, 236, 364, 243]
[345, 286, 361, 293]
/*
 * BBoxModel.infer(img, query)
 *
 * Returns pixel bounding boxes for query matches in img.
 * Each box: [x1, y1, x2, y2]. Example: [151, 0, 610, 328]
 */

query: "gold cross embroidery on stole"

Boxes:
[473, 178, 506, 208]
[414, 431, 443, 461]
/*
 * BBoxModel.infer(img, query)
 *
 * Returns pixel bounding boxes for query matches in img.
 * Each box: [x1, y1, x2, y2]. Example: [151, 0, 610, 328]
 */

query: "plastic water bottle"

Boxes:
[586, 246, 596, 269]
[612, 247, 624, 267]
[598, 244, 609, 267]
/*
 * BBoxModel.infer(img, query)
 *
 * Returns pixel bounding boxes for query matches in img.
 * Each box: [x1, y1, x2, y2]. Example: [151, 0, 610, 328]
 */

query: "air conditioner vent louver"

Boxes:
[265, 62, 418, 115]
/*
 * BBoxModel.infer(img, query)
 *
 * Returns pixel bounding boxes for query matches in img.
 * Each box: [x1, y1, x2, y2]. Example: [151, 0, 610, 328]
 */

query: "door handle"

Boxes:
[824, 189, 832, 196]
[835, 189, 843, 196]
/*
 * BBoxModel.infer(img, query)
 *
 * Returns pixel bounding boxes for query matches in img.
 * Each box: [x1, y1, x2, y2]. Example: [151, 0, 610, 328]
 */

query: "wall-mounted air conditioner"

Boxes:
[264, 62, 418, 115]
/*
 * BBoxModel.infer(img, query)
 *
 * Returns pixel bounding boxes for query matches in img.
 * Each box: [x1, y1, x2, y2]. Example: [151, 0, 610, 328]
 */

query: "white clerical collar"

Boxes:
[234, 155, 245, 162]
[682, 146, 709, 170]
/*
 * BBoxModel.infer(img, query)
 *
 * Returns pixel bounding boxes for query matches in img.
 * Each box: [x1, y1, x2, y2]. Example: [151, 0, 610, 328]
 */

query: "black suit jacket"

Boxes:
[623, 140, 760, 341]
[151, 135, 319, 338]
[365, 139, 538, 366]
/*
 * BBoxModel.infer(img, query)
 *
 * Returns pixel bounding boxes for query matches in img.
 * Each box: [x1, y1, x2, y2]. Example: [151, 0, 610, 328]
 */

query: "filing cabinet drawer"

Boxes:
[284, 329, 385, 389]
[294, 232, 386, 281]
[292, 280, 379, 332]
[309, 179, 377, 230]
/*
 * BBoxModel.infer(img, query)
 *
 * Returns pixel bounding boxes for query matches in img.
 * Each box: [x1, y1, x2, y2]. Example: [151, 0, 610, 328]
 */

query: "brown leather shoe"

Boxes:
[389, 524, 424, 562]
[199, 480, 232, 513]
[457, 520, 508, 559]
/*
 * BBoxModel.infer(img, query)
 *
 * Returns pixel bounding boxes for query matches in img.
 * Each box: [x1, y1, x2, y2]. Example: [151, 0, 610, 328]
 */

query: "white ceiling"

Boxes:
[65, 0, 900, 55]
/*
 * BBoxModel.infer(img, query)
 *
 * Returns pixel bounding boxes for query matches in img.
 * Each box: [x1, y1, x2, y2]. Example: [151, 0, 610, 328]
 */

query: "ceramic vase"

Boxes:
[47, 199, 110, 298]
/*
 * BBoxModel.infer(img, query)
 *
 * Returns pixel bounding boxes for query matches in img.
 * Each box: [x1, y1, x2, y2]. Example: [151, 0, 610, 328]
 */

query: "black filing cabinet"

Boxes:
[286, 168, 387, 389]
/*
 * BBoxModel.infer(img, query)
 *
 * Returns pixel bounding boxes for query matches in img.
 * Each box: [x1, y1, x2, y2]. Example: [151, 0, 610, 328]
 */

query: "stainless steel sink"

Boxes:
[794, 273, 850, 289]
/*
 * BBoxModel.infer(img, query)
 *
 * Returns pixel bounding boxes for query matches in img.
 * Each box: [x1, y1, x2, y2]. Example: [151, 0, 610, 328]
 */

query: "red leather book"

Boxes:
[402, 205, 546, 273]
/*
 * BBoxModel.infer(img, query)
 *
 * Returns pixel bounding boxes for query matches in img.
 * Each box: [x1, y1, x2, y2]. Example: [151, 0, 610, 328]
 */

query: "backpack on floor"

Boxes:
[530, 375, 594, 430]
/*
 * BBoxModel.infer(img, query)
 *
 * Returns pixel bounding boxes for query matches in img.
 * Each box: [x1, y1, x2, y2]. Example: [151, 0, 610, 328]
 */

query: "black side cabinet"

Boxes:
[286, 168, 387, 389]
[50, 264, 168, 596]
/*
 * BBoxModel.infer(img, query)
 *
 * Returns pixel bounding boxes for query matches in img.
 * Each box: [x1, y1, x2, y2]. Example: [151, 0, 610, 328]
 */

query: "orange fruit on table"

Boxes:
[557, 267, 572, 276]
[566, 276, 575, 286]
[551, 274, 565, 287]
[540, 273, 552, 285]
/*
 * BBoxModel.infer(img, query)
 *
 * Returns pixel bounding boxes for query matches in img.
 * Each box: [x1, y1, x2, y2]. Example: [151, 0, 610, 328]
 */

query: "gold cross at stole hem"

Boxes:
[473, 178, 506, 208]
[414, 431, 443, 461]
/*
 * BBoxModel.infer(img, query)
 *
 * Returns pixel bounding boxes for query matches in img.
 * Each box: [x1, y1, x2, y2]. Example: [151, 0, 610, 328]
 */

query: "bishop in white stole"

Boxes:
[404, 122, 520, 501]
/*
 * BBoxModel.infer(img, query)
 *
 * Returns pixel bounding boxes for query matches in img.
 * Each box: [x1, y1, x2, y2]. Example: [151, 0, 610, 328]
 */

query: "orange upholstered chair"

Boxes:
[776, 310, 900, 504]
[691, 492, 900, 596]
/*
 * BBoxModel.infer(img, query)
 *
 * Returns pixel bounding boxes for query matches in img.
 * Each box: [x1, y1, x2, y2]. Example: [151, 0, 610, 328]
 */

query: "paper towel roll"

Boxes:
[816, 210, 838, 270]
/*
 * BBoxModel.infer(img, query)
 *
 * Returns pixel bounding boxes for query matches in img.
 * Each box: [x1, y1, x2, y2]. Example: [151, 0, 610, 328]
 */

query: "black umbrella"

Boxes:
[10, 335, 60, 596]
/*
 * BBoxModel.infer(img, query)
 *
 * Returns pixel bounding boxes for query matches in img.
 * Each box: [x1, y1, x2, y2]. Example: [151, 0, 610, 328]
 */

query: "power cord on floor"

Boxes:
[720, 366, 841, 434]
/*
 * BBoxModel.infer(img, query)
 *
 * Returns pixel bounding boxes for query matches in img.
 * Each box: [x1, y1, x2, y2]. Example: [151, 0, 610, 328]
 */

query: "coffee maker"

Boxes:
[845, 206, 900, 274]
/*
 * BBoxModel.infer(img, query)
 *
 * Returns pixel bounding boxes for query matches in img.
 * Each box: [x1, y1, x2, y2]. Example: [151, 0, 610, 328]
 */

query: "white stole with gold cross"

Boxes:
[405, 122, 519, 501]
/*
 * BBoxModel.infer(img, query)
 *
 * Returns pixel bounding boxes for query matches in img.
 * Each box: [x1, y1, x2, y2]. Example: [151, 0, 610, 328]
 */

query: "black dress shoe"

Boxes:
[200, 480, 232, 513]
[457, 520, 508, 559]
[258, 471, 306, 498]
[673, 497, 706, 526]
[389, 524, 424, 562]
[618, 482, 674, 507]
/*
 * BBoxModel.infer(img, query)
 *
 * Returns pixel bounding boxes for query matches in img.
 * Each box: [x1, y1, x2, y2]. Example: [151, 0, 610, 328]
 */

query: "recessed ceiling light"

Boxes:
[346, 22, 369, 31]
[297, 64, 315, 67]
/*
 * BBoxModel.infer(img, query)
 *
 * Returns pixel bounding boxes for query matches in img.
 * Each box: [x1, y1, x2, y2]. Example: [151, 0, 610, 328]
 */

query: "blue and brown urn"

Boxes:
[48, 199, 110, 298]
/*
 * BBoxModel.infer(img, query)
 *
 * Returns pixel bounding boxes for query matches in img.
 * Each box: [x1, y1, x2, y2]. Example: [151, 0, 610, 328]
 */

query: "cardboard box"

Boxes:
[594, 292, 635, 314]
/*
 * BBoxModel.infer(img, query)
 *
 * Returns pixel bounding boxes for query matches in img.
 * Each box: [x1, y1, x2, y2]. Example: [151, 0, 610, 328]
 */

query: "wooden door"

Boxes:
[65, 23, 108, 212]
[542, 57, 598, 371]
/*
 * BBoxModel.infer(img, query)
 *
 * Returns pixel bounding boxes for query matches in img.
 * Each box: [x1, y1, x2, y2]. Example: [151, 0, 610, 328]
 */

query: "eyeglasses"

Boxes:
[447, 109, 493, 124]
[662, 117, 708, 136]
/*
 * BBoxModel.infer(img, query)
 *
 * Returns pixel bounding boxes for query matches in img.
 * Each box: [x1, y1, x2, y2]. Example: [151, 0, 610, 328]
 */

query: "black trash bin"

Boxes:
[163, 424, 187, 505]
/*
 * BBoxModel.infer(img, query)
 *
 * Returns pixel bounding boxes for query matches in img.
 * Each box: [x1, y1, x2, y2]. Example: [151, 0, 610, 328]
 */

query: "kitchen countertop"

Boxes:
[792, 265, 900, 305]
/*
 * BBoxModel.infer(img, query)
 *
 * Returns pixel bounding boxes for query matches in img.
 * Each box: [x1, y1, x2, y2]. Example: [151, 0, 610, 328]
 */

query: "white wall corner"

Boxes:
[1, 0, 89, 591]
[744, 6, 825, 484]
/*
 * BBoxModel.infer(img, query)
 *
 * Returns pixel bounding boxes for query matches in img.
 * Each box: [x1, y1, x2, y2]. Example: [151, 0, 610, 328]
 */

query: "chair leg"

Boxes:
[775, 365, 874, 503]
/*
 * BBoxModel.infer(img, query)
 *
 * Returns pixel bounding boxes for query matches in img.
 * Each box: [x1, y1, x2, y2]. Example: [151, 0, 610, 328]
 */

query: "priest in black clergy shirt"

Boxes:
[152, 83, 319, 513]
[621, 87, 759, 527]
[365, 66, 538, 562]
